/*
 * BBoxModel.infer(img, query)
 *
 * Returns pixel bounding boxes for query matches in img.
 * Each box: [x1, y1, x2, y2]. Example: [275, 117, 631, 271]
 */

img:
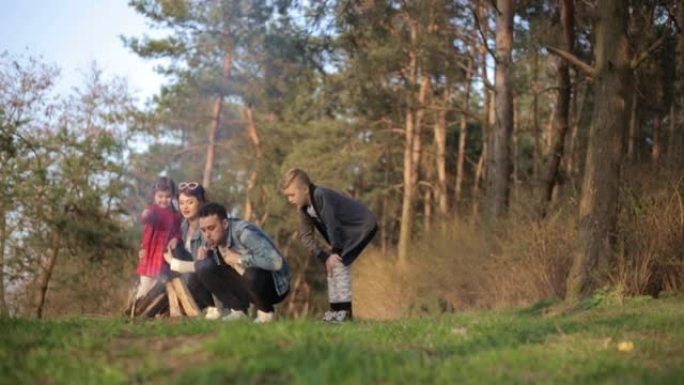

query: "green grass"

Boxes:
[2, 296, 684, 385]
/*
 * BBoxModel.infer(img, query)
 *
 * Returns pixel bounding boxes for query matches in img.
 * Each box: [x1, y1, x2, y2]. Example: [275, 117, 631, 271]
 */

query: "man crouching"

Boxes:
[167, 202, 290, 322]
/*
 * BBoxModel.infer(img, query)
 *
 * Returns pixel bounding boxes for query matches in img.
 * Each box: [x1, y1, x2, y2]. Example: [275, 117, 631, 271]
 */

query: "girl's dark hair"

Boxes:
[177, 181, 207, 203]
[150, 176, 176, 202]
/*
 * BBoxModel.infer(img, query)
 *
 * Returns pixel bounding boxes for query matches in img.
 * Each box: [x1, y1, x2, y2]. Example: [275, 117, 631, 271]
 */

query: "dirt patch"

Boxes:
[109, 332, 217, 379]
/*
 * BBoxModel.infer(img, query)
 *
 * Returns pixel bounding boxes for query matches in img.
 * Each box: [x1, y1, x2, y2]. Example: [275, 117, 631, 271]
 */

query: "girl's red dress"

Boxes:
[136, 204, 181, 277]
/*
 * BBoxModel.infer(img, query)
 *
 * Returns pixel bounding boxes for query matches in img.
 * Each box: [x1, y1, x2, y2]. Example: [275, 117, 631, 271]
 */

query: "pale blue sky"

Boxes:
[0, 0, 167, 102]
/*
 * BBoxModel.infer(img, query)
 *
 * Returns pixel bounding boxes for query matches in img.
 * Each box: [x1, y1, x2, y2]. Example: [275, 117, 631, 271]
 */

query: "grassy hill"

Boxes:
[2, 295, 683, 385]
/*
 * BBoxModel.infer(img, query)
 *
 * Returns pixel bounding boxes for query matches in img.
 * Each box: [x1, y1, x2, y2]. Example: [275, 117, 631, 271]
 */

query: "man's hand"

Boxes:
[218, 246, 242, 267]
[325, 254, 342, 278]
[197, 246, 208, 261]
[138, 249, 146, 260]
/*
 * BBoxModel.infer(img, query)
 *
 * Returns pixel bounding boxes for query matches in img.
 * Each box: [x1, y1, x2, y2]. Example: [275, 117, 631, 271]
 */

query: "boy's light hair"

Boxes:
[280, 168, 311, 190]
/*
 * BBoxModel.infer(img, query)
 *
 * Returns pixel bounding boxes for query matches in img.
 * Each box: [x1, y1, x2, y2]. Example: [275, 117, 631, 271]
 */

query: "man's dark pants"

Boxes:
[195, 258, 287, 312]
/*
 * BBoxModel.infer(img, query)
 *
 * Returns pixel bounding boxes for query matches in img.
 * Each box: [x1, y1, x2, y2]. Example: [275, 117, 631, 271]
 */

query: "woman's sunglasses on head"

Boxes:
[179, 182, 200, 190]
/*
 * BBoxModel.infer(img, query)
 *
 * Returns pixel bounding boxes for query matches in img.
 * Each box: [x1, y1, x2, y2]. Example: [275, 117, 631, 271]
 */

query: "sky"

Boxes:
[0, 0, 168, 103]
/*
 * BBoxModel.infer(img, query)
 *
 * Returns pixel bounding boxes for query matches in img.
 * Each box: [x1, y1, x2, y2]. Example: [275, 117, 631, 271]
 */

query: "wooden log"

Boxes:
[170, 277, 200, 317]
[166, 281, 182, 317]
[139, 292, 166, 318]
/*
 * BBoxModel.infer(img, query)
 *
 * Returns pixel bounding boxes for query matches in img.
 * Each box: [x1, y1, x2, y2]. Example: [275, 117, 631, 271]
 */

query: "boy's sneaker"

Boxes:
[221, 309, 248, 321]
[254, 310, 275, 323]
[322, 310, 352, 323]
[321, 310, 337, 322]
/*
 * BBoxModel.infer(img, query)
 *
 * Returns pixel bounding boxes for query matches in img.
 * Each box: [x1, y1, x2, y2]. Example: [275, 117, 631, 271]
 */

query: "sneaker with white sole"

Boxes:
[331, 310, 352, 323]
[321, 310, 336, 322]
[322, 310, 352, 323]
[254, 310, 275, 323]
[204, 306, 221, 320]
[221, 309, 248, 321]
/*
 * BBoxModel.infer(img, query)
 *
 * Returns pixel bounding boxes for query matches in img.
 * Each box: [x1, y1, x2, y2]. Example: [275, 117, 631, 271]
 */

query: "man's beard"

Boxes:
[205, 236, 225, 249]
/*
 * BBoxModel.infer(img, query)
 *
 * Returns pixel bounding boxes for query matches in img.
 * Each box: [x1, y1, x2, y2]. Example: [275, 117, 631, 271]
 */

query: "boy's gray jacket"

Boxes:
[299, 184, 378, 265]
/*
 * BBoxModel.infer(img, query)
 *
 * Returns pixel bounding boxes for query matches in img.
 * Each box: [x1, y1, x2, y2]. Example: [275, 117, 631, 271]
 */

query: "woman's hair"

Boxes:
[177, 181, 207, 203]
[280, 168, 311, 190]
[150, 176, 176, 202]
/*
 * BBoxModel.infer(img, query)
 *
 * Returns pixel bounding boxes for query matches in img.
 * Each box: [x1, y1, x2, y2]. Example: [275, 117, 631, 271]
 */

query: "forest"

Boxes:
[1, 0, 683, 319]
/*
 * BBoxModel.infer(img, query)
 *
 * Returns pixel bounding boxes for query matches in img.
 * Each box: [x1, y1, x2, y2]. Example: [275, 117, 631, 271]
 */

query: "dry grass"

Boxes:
[612, 168, 684, 296]
[353, 211, 576, 319]
[354, 167, 684, 320]
[41, 254, 136, 317]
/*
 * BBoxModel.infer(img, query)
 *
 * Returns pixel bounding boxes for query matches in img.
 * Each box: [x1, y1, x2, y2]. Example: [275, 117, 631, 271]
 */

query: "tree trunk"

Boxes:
[471, 142, 487, 220]
[627, 91, 638, 162]
[34, 228, 61, 318]
[434, 84, 449, 219]
[573, 82, 594, 179]
[398, 70, 430, 262]
[668, 103, 676, 164]
[423, 186, 432, 233]
[539, 0, 575, 216]
[381, 145, 391, 255]
[398, 102, 417, 263]
[512, 96, 519, 200]
[566, 81, 579, 176]
[398, 25, 419, 264]
[472, 90, 494, 220]
[484, 0, 514, 222]
[545, 105, 556, 156]
[652, 116, 661, 164]
[455, 47, 475, 205]
[532, 49, 541, 180]
[674, 2, 684, 167]
[0, 206, 7, 315]
[471, 3, 490, 222]
[202, 32, 233, 188]
[242, 104, 261, 222]
[566, 0, 630, 303]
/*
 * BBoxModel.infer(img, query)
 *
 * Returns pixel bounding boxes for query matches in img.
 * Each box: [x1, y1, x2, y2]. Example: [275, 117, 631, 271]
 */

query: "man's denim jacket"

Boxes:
[172, 218, 290, 297]
[219, 218, 290, 297]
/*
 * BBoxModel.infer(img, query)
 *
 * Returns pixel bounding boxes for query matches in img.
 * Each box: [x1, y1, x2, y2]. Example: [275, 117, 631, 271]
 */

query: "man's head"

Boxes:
[198, 202, 229, 247]
[280, 168, 312, 208]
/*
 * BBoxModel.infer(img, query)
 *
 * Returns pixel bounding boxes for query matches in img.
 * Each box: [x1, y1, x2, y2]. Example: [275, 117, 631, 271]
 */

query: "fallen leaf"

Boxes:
[617, 340, 634, 352]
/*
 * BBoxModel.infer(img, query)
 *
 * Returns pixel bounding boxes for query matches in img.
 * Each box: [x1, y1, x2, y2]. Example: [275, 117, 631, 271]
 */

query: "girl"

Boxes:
[136, 177, 182, 298]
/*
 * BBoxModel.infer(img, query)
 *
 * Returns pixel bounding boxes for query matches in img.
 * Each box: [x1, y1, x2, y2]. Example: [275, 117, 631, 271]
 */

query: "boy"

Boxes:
[281, 168, 377, 322]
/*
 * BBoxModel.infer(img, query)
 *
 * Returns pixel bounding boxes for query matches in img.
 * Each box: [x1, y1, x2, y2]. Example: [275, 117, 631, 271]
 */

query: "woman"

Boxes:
[168, 181, 215, 310]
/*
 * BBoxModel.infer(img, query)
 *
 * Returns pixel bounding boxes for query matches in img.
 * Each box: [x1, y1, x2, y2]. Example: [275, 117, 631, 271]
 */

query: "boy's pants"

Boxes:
[327, 263, 352, 304]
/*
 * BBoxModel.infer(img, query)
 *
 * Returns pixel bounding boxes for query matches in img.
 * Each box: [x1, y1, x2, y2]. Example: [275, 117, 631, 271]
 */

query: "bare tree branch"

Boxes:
[547, 46, 596, 77]
[630, 33, 668, 70]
